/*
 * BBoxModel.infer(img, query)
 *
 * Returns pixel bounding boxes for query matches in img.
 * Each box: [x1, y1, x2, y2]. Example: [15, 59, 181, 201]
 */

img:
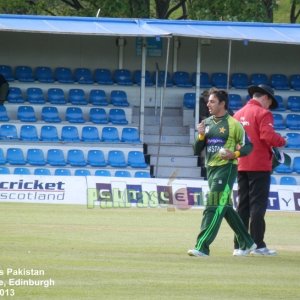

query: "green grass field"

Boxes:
[0, 203, 299, 300]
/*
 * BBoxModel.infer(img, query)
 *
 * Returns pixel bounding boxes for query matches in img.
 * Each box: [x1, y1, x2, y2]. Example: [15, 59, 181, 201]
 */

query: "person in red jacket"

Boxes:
[233, 84, 286, 256]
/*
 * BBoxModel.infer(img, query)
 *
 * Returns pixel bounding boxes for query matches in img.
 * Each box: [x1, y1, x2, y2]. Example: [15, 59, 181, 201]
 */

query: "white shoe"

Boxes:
[233, 243, 257, 256]
[250, 247, 277, 256]
[187, 249, 208, 257]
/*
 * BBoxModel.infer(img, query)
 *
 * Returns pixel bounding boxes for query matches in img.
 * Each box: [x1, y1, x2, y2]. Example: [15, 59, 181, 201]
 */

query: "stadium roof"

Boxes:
[0, 14, 300, 45]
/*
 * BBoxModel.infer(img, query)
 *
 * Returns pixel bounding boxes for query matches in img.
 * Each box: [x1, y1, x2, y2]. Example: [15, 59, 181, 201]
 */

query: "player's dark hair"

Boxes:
[210, 90, 229, 109]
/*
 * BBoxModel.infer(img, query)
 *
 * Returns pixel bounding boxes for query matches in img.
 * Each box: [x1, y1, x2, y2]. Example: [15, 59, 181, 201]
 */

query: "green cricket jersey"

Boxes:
[194, 112, 252, 167]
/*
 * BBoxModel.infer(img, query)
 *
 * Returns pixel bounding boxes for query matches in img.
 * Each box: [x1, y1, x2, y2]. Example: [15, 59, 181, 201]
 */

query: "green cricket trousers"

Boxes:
[194, 163, 254, 255]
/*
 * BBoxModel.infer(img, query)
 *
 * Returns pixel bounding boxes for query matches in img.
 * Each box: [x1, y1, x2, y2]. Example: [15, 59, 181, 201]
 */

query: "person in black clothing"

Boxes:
[0, 74, 9, 105]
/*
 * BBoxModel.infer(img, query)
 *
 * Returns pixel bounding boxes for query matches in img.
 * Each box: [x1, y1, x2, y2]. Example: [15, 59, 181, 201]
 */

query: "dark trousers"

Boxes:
[234, 171, 271, 249]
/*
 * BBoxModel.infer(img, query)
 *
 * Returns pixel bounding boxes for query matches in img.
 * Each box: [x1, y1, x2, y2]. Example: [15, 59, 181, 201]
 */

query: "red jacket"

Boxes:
[234, 100, 286, 171]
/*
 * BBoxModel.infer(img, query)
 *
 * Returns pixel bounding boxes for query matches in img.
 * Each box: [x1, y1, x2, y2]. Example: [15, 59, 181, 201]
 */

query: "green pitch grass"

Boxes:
[0, 203, 299, 300]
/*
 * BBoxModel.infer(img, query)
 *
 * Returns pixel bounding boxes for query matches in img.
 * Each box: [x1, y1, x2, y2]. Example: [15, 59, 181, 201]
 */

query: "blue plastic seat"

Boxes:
[87, 149, 107, 167]
[274, 163, 293, 174]
[61, 126, 80, 142]
[89, 89, 108, 106]
[191, 72, 212, 88]
[287, 96, 300, 111]
[6, 148, 26, 165]
[74, 169, 91, 176]
[109, 108, 128, 125]
[0, 65, 14, 81]
[110, 90, 129, 107]
[15, 66, 34, 82]
[289, 74, 300, 90]
[0, 149, 6, 164]
[47, 88, 66, 104]
[34, 168, 51, 176]
[89, 107, 109, 124]
[0, 106, 9, 121]
[121, 127, 141, 143]
[20, 125, 39, 141]
[133, 70, 154, 86]
[67, 149, 86, 166]
[26, 148, 46, 166]
[286, 132, 300, 149]
[172, 71, 193, 87]
[292, 157, 300, 173]
[107, 150, 127, 167]
[74, 67, 94, 84]
[115, 170, 131, 177]
[41, 106, 61, 123]
[231, 73, 249, 89]
[101, 126, 120, 142]
[211, 72, 228, 88]
[68, 88, 88, 105]
[113, 69, 133, 85]
[14, 167, 31, 175]
[272, 95, 286, 111]
[55, 67, 74, 83]
[26, 87, 45, 104]
[127, 151, 147, 168]
[35, 66, 54, 83]
[7, 87, 24, 103]
[0, 167, 10, 174]
[95, 169, 111, 176]
[40, 125, 60, 142]
[65, 107, 85, 123]
[81, 126, 101, 143]
[272, 113, 286, 130]
[54, 168, 71, 176]
[229, 94, 243, 110]
[0, 124, 18, 140]
[270, 176, 277, 184]
[153, 70, 173, 87]
[47, 149, 66, 166]
[134, 171, 151, 178]
[286, 114, 300, 130]
[250, 73, 269, 85]
[279, 176, 297, 185]
[94, 68, 113, 85]
[183, 93, 195, 109]
[271, 74, 290, 90]
[17, 105, 37, 122]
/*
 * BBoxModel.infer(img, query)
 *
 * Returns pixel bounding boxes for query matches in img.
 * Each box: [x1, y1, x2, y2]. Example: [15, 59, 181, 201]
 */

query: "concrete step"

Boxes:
[144, 125, 188, 135]
[144, 134, 190, 144]
[150, 155, 198, 167]
[146, 144, 194, 156]
[132, 114, 183, 126]
[152, 165, 201, 179]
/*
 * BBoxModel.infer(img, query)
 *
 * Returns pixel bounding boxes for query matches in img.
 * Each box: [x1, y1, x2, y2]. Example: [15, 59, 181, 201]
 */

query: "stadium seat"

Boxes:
[270, 176, 277, 184]
[74, 169, 91, 176]
[115, 170, 131, 177]
[7, 87, 24, 103]
[250, 73, 269, 86]
[68, 88, 88, 105]
[0, 65, 14, 81]
[110, 90, 129, 107]
[81, 126, 101, 143]
[6, 148, 26, 165]
[89, 89, 109, 106]
[229, 94, 243, 110]
[109, 108, 128, 125]
[0, 149, 6, 165]
[15, 65, 34, 82]
[287, 96, 300, 111]
[133, 70, 154, 86]
[89, 107, 109, 124]
[101, 126, 120, 142]
[279, 176, 297, 185]
[54, 168, 71, 176]
[274, 162, 293, 173]
[61, 126, 80, 142]
[272, 113, 286, 130]
[17, 105, 37, 122]
[286, 132, 300, 149]
[74, 67, 94, 84]
[113, 69, 133, 85]
[47, 149, 66, 166]
[65, 107, 85, 123]
[0, 166, 10, 174]
[35, 66, 54, 83]
[211, 72, 228, 88]
[47, 88, 66, 104]
[289, 74, 300, 90]
[286, 113, 300, 130]
[0, 124, 18, 140]
[231, 73, 249, 89]
[67, 149, 86, 167]
[191, 72, 212, 88]
[172, 71, 193, 87]
[270, 74, 290, 90]
[153, 70, 173, 87]
[14, 167, 31, 175]
[94, 68, 113, 85]
[183, 93, 196, 109]
[272, 95, 286, 111]
[107, 150, 127, 167]
[127, 151, 147, 168]
[121, 127, 141, 143]
[0, 106, 9, 121]
[40, 125, 60, 142]
[34, 168, 51, 176]
[134, 171, 151, 178]
[26, 148, 46, 166]
[94, 169, 111, 176]
[54, 67, 74, 83]
[26, 87, 45, 104]
[20, 125, 39, 141]
[292, 157, 300, 173]
[87, 149, 107, 167]
[41, 106, 61, 123]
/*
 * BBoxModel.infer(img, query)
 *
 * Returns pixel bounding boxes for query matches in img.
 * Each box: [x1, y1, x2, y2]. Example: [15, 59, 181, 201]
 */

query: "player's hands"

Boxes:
[197, 121, 206, 135]
[219, 148, 236, 160]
